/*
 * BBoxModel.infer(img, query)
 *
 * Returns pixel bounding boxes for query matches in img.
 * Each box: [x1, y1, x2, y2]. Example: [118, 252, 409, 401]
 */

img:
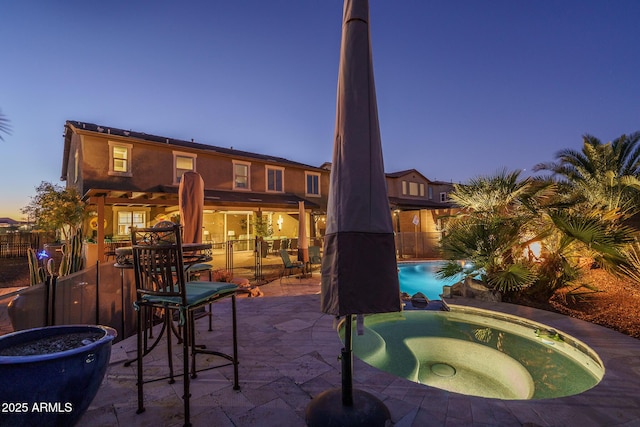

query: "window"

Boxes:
[404, 181, 425, 197]
[113, 147, 128, 172]
[440, 192, 448, 202]
[306, 172, 321, 197]
[428, 186, 433, 200]
[173, 151, 196, 184]
[108, 142, 133, 177]
[117, 211, 146, 236]
[266, 166, 284, 192]
[233, 161, 251, 190]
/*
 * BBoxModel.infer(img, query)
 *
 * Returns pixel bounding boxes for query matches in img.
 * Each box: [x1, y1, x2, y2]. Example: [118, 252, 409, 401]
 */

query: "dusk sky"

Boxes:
[2, 1, 639, 219]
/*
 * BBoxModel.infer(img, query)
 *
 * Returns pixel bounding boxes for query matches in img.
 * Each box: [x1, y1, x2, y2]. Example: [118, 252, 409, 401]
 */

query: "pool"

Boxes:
[347, 306, 604, 400]
[398, 261, 461, 299]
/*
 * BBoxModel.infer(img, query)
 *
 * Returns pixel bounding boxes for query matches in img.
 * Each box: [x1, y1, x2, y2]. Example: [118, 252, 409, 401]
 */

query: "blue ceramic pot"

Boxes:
[0, 325, 116, 427]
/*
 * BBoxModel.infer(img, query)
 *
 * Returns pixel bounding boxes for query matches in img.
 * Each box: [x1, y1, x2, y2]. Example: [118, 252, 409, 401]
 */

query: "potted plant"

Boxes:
[245, 216, 273, 258]
[0, 324, 116, 427]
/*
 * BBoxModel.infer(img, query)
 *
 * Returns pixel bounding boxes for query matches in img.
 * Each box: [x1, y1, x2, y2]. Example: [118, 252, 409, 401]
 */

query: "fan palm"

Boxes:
[439, 171, 553, 294]
[522, 208, 635, 301]
[548, 209, 634, 271]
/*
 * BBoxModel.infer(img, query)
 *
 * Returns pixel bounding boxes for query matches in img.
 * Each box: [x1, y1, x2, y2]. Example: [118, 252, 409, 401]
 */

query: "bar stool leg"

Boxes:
[232, 294, 240, 390]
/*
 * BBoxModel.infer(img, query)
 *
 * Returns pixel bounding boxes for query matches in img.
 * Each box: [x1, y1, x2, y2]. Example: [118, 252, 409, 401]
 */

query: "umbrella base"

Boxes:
[305, 388, 391, 427]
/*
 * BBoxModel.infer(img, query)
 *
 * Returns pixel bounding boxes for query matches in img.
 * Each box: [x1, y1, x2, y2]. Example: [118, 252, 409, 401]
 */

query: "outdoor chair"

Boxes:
[279, 249, 304, 282]
[308, 245, 322, 269]
[271, 238, 281, 255]
[289, 238, 298, 253]
[131, 224, 239, 427]
[104, 240, 131, 261]
[184, 262, 215, 331]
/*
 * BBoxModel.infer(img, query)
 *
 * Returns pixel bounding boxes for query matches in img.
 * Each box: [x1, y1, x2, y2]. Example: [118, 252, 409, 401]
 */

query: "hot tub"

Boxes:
[346, 306, 604, 399]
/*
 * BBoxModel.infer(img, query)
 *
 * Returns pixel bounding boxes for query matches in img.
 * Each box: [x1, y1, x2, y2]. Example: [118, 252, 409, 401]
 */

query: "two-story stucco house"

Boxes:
[61, 120, 330, 260]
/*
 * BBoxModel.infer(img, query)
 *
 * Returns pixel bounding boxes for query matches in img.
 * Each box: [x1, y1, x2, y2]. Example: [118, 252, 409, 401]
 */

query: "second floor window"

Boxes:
[234, 161, 250, 190]
[306, 172, 320, 197]
[403, 180, 425, 197]
[266, 167, 284, 192]
[113, 146, 128, 172]
[440, 192, 448, 202]
[108, 142, 132, 177]
[173, 151, 196, 184]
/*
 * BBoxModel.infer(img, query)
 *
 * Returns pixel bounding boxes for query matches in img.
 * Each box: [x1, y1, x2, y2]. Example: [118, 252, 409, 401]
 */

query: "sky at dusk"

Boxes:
[1, 0, 639, 219]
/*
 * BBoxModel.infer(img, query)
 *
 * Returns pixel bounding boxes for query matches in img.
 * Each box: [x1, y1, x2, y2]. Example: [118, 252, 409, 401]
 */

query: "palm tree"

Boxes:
[439, 168, 637, 302]
[0, 109, 11, 141]
[439, 170, 554, 295]
[534, 133, 640, 216]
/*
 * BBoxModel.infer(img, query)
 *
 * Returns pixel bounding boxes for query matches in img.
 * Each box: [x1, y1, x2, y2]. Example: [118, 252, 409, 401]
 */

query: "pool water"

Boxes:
[348, 307, 604, 400]
[398, 261, 461, 299]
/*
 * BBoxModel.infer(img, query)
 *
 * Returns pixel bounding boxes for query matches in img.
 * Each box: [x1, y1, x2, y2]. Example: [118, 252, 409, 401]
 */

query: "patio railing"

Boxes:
[5, 235, 442, 341]
[395, 231, 443, 259]
[6, 263, 136, 342]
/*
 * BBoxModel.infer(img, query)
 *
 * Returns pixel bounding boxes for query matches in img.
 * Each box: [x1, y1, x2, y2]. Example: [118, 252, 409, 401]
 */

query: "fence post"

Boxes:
[226, 240, 234, 272]
[48, 275, 57, 326]
[95, 261, 100, 325]
[254, 239, 263, 282]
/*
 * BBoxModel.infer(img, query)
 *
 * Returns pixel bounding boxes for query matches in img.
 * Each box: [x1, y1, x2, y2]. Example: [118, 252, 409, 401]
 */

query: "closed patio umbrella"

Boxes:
[179, 171, 204, 244]
[297, 201, 309, 265]
[306, 0, 400, 425]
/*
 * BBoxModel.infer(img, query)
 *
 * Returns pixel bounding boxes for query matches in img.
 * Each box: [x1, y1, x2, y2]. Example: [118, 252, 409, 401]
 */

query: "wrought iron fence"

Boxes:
[394, 231, 443, 259]
[0, 232, 56, 258]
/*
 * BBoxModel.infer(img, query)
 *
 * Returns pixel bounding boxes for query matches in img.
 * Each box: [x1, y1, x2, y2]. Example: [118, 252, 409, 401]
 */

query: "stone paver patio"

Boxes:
[72, 273, 640, 427]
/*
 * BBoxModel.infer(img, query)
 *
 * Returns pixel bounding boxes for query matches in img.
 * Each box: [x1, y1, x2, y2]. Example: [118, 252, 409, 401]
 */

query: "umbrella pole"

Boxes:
[305, 313, 392, 426]
[342, 314, 353, 406]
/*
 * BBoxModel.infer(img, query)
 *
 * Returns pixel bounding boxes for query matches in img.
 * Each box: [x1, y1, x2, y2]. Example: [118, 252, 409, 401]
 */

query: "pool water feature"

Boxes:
[347, 307, 604, 400]
[398, 261, 461, 299]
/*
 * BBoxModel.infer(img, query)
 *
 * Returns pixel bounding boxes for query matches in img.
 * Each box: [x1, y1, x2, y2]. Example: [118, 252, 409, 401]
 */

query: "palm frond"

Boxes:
[435, 261, 464, 279]
[620, 242, 640, 284]
[0, 110, 11, 142]
[487, 263, 537, 293]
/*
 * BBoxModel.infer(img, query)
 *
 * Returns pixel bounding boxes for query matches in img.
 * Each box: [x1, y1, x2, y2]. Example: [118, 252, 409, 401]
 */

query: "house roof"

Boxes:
[386, 169, 430, 181]
[62, 120, 326, 179]
[0, 217, 20, 226]
[387, 196, 454, 210]
[430, 179, 455, 186]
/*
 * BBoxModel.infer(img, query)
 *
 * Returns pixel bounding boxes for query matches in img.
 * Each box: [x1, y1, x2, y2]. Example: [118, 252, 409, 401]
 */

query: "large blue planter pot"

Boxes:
[0, 325, 116, 427]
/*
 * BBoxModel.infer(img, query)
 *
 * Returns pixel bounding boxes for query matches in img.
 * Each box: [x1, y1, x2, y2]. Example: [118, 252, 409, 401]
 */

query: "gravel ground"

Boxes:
[0, 257, 30, 288]
[548, 268, 640, 339]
